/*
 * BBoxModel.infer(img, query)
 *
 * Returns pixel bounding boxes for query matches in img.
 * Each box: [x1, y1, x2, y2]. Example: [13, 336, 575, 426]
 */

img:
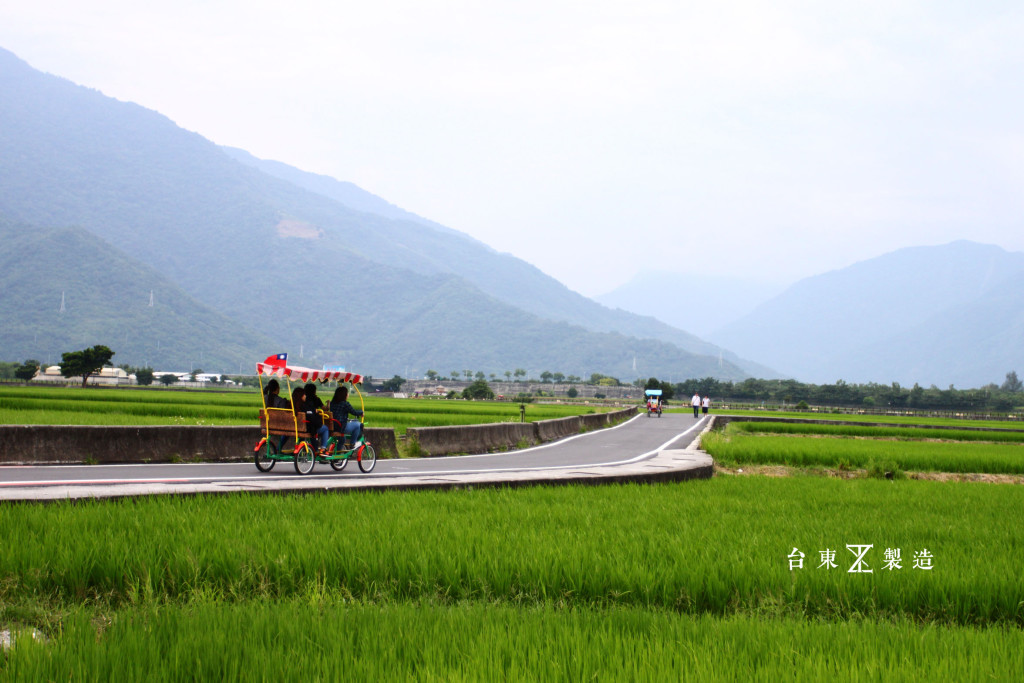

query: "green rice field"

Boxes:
[3, 404, 1024, 677]
[2, 477, 1023, 678]
[699, 408, 1024, 430]
[726, 420, 1024, 443]
[0, 386, 610, 433]
[702, 420, 1024, 474]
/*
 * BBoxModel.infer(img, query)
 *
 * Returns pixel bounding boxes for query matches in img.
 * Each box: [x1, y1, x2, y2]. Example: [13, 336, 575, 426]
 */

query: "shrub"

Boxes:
[401, 435, 425, 458]
[866, 459, 905, 480]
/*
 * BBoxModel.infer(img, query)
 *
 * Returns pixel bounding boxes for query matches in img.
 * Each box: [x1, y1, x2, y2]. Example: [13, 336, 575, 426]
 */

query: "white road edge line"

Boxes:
[2, 416, 710, 486]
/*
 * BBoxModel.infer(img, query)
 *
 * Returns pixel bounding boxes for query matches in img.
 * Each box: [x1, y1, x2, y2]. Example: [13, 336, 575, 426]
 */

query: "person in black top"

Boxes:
[262, 379, 293, 450]
[330, 386, 364, 448]
[303, 383, 330, 454]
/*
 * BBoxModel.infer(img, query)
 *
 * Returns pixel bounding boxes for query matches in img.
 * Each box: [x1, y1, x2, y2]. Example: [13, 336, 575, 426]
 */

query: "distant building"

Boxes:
[33, 366, 133, 386]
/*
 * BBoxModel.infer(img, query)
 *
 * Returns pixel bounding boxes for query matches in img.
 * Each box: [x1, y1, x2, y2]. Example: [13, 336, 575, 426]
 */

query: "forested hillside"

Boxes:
[0, 47, 749, 379]
[0, 214, 277, 370]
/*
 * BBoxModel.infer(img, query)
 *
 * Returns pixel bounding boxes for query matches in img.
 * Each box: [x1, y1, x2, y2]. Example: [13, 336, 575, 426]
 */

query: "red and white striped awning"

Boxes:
[256, 361, 363, 385]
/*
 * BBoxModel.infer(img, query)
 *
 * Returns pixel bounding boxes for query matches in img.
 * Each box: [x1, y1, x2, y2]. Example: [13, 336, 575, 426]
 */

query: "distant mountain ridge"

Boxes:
[220, 144, 759, 368]
[711, 241, 1024, 387]
[220, 146, 475, 242]
[0, 46, 749, 380]
[595, 270, 787, 339]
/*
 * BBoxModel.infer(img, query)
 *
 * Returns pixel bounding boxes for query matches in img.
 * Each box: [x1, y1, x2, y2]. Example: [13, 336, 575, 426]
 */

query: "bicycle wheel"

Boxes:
[330, 448, 349, 471]
[358, 442, 377, 473]
[294, 442, 315, 475]
[255, 439, 277, 472]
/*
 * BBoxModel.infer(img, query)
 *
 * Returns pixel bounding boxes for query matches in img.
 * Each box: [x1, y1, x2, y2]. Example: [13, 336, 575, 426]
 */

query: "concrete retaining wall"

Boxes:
[405, 422, 538, 457]
[406, 407, 637, 457]
[0, 425, 398, 466]
[0, 409, 634, 464]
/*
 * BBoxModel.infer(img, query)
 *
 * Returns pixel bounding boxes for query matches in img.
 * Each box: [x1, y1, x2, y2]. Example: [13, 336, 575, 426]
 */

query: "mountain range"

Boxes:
[5, 46, 1018, 388]
[0, 46, 753, 381]
[595, 271, 787, 338]
[709, 241, 1024, 387]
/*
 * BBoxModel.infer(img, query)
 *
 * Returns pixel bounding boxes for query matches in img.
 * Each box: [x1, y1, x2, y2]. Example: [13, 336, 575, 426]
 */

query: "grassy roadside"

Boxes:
[0, 386, 611, 433]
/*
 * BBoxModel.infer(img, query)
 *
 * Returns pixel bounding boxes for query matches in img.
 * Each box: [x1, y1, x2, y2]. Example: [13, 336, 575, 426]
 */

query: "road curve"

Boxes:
[0, 413, 714, 501]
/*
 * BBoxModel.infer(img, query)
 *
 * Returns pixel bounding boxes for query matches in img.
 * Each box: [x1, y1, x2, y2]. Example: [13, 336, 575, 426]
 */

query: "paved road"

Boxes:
[0, 413, 712, 500]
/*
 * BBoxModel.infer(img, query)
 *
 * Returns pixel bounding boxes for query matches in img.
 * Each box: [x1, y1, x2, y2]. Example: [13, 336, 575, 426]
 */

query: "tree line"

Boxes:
[665, 372, 1023, 411]
[3, 346, 1021, 413]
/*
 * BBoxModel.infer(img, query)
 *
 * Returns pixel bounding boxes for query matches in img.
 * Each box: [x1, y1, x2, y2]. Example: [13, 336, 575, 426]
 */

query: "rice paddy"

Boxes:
[0, 386, 610, 433]
[702, 419, 1024, 474]
[2, 396, 1022, 679]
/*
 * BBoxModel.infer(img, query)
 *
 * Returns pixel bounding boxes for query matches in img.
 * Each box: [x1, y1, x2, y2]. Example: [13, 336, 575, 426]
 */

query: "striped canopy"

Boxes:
[256, 362, 363, 385]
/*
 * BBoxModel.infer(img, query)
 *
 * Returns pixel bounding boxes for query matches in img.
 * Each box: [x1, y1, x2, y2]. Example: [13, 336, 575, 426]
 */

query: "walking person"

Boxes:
[691, 392, 701, 418]
[702, 395, 710, 415]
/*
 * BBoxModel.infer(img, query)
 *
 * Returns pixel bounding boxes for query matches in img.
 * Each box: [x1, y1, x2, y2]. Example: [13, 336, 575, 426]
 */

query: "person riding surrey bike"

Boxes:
[330, 386, 364, 449]
[302, 382, 331, 455]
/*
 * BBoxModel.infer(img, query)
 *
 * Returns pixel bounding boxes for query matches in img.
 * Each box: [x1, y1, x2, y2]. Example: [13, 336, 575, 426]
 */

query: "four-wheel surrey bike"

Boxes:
[253, 355, 376, 475]
[645, 388, 663, 417]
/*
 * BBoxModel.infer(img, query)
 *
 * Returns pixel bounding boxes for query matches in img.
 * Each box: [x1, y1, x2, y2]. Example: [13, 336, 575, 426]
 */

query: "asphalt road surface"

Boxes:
[0, 413, 710, 498]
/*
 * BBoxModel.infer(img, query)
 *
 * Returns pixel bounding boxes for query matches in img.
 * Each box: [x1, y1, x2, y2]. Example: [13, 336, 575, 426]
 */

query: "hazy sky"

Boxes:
[3, 1, 1023, 297]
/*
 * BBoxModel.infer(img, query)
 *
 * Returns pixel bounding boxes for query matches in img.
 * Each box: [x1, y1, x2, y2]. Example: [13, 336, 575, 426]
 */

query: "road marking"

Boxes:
[0, 416, 709, 488]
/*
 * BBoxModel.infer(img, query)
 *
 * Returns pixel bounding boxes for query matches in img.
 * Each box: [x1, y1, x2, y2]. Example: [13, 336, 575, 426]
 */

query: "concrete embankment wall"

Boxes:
[406, 407, 637, 457]
[0, 425, 398, 466]
[0, 408, 635, 464]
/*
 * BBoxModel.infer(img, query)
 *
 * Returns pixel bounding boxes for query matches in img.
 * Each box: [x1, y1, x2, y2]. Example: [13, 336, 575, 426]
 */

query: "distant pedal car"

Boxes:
[645, 389, 663, 418]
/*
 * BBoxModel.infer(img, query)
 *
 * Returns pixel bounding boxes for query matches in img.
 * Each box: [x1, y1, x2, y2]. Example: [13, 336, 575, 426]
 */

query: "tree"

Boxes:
[14, 359, 41, 381]
[462, 379, 495, 400]
[190, 368, 204, 382]
[1001, 371, 1022, 393]
[59, 345, 115, 387]
[540, 371, 553, 383]
[552, 372, 565, 384]
[425, 370, 439, 381]
[644, 376, 675, 400]
[382, 375, 406, 392]
[475, 371, 485, 381]
[513, 368, 526, 381]
[567, 387, 579, 398]
[159, 373, 178, 386]
[450, 371, 460, 382]
[504, 371, 512, 382]
[135, 368, 155, 386]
